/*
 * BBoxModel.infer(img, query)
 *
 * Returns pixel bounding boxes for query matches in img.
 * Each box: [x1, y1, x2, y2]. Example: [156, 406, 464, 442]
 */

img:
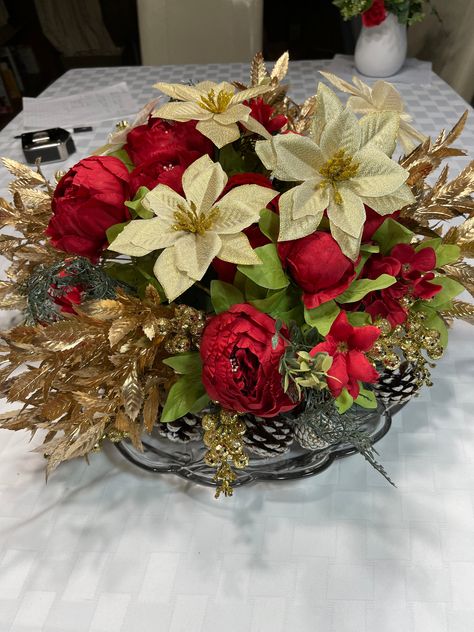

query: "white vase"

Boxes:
[354, 13, 407, 77]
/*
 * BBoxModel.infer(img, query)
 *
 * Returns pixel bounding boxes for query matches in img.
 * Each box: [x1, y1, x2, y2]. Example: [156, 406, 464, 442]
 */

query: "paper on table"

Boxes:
[22, 82, 139, 129]
[326, 55, 433, 85]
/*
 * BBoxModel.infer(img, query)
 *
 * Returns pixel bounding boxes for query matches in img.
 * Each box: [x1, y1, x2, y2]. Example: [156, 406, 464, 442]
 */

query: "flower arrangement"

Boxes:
[0, 53, 473, 498]
[333, 0, 438, 27]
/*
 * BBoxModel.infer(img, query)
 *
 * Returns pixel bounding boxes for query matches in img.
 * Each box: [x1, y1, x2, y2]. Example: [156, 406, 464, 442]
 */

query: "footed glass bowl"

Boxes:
[116, 406, 394, 488]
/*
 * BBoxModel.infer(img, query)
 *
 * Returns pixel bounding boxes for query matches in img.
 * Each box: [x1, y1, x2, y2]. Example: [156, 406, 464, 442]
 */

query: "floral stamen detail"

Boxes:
[318, 149, 360, 204]
[172, 201, 220, 235]
[198, 89, 234, 113]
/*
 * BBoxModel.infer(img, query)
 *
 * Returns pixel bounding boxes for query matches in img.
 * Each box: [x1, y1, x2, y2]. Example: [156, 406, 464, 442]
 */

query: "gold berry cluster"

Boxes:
[202, 409, 249, 498]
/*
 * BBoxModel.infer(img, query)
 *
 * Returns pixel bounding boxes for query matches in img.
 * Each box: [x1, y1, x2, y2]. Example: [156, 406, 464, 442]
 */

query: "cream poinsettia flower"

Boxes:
[153, 80, 272, 148]
[320, 71, 426, 152]
[108, 155, 276, 301]
[256, 88, 415, 260]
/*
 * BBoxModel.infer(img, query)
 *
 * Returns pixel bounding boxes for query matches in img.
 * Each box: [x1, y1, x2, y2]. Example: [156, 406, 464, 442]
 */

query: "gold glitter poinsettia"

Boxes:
[109, 155, 276, 300]
[153, 80, 272, 148]
[256, 87, 415, 259]
[320, 71, 426, 153]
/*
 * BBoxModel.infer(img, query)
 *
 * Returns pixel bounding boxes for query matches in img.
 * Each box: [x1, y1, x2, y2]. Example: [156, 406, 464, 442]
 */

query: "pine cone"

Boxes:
[242, 415, 294, 457]
[157, 413, 203, 443]
[294, 418, 330, 450]
[373, 361, 421, 407]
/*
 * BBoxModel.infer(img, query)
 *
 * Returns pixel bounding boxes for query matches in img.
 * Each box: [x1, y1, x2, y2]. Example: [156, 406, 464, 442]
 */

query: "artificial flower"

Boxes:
[129, 148, 202, 196]
[361, 244, 442, 326]
[256, 87, 414, 259]
[46, 156, 130, 260]
[310, 311, 380, 398]
[277, 231, 357, 308]
[320, 71, 426, 152]
[125, 118, 213, 166]
[244, 97, 288, 134]
[200, 303, 298, 417]
[211, 172, 276, 282]
[153, 80, 272, 148]
[108, 155, 276, 301]
[362, 0, 387, 27]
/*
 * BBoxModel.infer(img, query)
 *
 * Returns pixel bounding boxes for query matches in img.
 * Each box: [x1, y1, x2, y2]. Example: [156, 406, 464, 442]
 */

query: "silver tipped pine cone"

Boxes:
[157, 414, 203, 443]
[373, 361, 421, 407]
[242, 415, 295, 457]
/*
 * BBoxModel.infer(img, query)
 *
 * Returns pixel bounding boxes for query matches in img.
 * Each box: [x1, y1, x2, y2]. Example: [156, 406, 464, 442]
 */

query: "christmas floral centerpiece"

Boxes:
[0, 54, 473, 497]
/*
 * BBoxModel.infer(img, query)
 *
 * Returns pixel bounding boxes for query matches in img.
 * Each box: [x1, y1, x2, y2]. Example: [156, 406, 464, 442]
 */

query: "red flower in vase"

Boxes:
[310, 311, 380, 398]
[362, 0, 387, 27]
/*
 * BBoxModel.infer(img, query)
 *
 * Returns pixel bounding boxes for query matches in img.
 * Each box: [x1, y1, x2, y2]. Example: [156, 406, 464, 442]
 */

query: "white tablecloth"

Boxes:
[0, 61, 473, 632]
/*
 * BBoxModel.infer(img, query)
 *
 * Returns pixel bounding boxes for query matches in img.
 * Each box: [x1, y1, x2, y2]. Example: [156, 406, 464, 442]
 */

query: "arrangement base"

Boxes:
[116, 409, 393, 488]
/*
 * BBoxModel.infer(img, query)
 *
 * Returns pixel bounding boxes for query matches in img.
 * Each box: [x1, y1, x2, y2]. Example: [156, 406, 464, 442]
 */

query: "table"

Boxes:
[0, 61, 473, 632]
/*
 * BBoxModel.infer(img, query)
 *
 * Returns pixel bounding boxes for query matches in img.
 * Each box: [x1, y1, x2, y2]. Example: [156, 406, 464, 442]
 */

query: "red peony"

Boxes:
[46, 156, 130, 261]
[361, 244, 442, 326]
[244, 97, 287, 134]
[125, 118, 213, 166]
[129, 148, 202, 196]
[200, 303, 298, 417]
[212, 173, 277, 283]
[278, 232, 357, 309]
[362, 0, 387, 27]
[310, 311, 380, 398]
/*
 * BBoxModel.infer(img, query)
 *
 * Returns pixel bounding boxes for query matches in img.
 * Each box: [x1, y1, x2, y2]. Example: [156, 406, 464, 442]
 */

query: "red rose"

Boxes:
[125, 118, 213, 166]
[129, 148, 202, 196]
[212, 173, 277, 283]
[361, 244, 442, 327]
[46, 156, 130, 261]
[200, 303, 298, 417]
[362, 0, 387, 27]
[310, 311, 380, 399]
[244, 97, 287, 134]
[362, 206, 400, 242]
[277, 232, 357, 309]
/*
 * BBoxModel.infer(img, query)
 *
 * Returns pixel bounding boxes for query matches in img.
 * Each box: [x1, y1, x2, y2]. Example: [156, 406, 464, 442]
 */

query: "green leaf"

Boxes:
[106, 222, 129, 245]
[237, 243, 289, 290]
[416, 238, 460, 267]
[413, 303, 449, 347]
[125, 186, 154, 219]
[109, 148, 135, 172]
[428, 276, 464, 309]
[249, 286, 299, 319]
[162, 351, 202, 375]
[372, 218, 414, 255]
[360, 243, 380, 253]
[210, 280, 244, 314]
[160, 374, 208, 423]
[259, 208, 279, 242]
[304, 300, 340, 336]
[336, 274, 396, 304]
[355, 386, 377, 409]
[347, 311, 373, 326]
[335, 388, 353, 414]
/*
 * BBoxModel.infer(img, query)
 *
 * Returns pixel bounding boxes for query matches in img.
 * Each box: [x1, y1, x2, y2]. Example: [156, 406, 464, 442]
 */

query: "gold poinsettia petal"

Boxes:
[196, 119, 240, 148]
[256, 134, 324, 181]
[327, 187, 366, 238]
[218, 233, 262, 264]
[359, 111, 399, 155]
[154, 246, 195, 301]
[174, 232, 222, 280]
[182, 157, 227, 213]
